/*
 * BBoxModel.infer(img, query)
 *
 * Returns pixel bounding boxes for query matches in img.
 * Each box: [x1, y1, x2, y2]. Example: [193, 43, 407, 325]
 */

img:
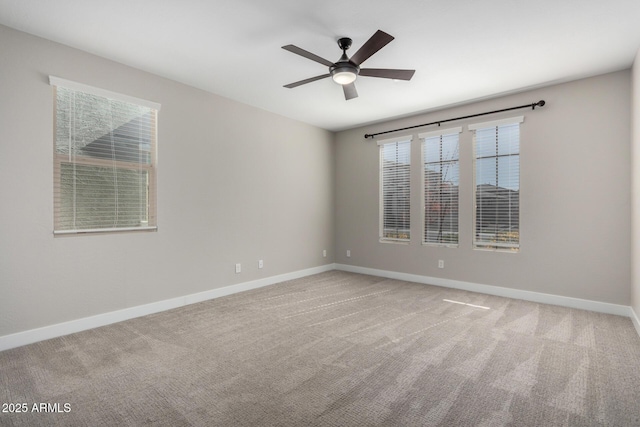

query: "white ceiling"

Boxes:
[1, 0, 640, 131]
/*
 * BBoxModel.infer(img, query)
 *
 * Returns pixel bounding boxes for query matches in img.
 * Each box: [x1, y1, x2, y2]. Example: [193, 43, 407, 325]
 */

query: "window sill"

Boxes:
[53, 226, 158, 236]
[379, 239, 410, 245]
[422, 243, 458, 248]
[473, 246, 519, 253]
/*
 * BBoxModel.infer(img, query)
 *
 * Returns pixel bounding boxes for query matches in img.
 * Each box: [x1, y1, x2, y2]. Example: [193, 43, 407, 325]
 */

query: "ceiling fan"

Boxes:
[282, 30, 415, 100]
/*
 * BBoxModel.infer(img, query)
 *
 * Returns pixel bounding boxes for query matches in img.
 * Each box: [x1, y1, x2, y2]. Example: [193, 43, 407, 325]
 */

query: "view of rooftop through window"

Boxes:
[53, 84, 158, 233]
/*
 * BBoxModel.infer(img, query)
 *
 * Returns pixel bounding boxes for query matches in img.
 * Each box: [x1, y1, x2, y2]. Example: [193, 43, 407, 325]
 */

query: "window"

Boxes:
[379, 137, 411, 242]
[420, 127, 461, 246]
[469, 116, 523, 251]
[51, 77, 160, 234]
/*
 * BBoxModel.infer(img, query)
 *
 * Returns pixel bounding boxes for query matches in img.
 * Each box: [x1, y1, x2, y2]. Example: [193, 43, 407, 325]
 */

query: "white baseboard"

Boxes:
[336, 264, 631, 317]
[2, 263, 636, 352]
[182, 264, 336, 304]
[631, 307, 640, 338]
[0, 264, 336, 352]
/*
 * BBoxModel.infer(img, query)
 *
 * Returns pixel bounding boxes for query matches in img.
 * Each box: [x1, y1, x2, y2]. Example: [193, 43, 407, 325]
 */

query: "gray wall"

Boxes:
[632, 49, 640, 319]
[0, 23, 635, 341]
[335, 71, 631, 305]
[0, 25, 335, 337]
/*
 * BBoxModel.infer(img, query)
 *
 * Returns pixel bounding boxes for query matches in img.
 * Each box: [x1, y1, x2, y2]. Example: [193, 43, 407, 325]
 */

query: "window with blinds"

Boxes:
[51, 77, 160, 234]
[469, 116, 523, 251]
[379, 137, 411, 242]
[420, 127, 460, 246]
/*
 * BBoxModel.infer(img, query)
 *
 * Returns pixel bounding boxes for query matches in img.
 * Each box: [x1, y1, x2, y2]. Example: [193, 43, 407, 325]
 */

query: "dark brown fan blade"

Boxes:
[343, 82, 358, 100]
[359, 68, 415, 80]
[284, 74, 330, 89]
[282, 45, 334, 67]
[349, 30, 394, 66]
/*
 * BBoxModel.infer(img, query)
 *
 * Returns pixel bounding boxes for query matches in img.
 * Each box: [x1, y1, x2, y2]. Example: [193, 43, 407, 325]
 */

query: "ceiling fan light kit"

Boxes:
[331, 67, 358, 85]
[282, 30, 415, 100]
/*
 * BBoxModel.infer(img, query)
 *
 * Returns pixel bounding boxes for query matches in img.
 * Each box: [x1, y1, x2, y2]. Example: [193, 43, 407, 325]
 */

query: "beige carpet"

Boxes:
[1, 270, 639, 426]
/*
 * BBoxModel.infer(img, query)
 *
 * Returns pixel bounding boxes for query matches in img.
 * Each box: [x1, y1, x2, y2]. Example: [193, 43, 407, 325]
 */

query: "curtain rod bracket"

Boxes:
[364, 100, 546, 139]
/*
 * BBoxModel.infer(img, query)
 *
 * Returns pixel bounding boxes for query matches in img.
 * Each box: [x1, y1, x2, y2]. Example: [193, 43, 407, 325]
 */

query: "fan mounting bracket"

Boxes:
[337, 37, 352, 51]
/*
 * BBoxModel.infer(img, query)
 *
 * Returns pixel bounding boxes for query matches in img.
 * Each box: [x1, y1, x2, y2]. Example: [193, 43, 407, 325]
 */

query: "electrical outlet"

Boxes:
[323, 249, 327, 258]
[258, 260, 263, 269]
[347, 250, 351, 257]
[235, 263, 241, 273]
[438, 260, 444, 269]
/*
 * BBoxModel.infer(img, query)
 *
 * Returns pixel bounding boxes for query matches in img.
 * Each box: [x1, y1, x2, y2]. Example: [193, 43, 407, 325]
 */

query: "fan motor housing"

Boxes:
[329, 62, 359, 75]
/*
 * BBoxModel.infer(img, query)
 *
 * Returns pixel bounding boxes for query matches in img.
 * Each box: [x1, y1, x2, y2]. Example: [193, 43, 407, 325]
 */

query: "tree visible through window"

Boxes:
[51, 77, 159, 234]
[421, 128, 460, 246]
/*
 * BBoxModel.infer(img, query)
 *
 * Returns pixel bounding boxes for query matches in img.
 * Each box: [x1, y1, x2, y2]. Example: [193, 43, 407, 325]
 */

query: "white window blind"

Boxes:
[420, 127, 461, 246]
[470, 116, 523, 250]
[51, 77, 160, 234]
[379, 137, 411, 242]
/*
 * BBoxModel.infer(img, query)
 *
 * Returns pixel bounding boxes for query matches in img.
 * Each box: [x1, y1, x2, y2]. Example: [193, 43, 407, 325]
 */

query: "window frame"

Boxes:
[378, 135, 412, 244]
[419, 127, 461, 248]
[469, 116, 523, 252]
[50, 77, 160, 235]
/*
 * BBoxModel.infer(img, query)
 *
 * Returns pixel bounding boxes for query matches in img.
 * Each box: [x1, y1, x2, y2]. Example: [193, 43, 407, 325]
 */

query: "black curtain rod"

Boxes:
[364, 100, 546, 139]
